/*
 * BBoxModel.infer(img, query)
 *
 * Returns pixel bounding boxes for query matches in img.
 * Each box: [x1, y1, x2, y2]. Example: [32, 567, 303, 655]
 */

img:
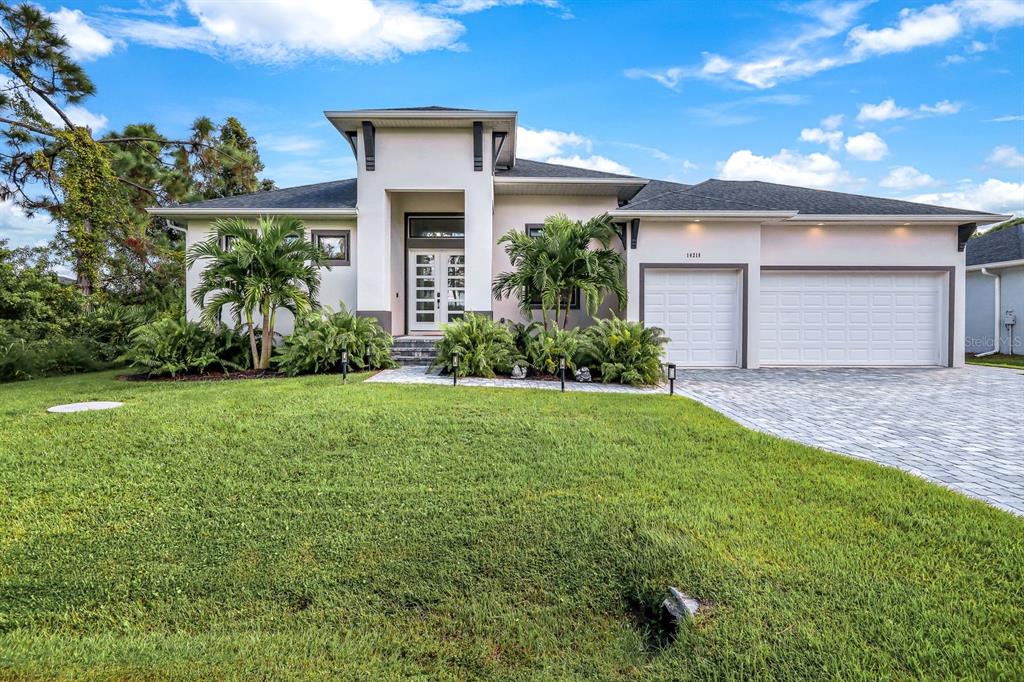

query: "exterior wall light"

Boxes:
[341, 348, 349, 384]
[667, 363, 676, 395]
[558, 353, 566, 392]
[452, 352, 460, 386]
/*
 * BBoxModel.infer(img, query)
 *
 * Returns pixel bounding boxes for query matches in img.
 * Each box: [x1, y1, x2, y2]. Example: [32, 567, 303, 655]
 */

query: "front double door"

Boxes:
[408, 250, 465, 332]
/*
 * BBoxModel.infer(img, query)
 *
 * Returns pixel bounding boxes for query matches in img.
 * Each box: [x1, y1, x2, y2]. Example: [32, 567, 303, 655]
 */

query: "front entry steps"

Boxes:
[391, 336, 441, 366]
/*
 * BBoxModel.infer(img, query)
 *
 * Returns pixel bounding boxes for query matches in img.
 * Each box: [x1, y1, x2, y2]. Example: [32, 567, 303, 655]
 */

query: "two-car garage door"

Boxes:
[759, 271, 945, 366]
[643, 267, 947, 367]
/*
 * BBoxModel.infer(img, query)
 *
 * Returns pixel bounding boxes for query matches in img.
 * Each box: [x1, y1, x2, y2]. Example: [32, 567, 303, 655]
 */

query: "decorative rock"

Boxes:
[510, 363, 527, 379]
[47, 401, 124, 414]
[574, 367, 592, 383]
[662, 587, 700, 622]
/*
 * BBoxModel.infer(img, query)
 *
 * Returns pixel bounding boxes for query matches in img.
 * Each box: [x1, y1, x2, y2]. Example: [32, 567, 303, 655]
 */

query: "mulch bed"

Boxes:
[117, 370, 284, 382]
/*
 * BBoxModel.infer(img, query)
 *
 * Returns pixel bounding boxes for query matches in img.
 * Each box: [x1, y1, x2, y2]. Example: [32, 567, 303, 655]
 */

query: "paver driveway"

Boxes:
[675, 365, 1024, 515]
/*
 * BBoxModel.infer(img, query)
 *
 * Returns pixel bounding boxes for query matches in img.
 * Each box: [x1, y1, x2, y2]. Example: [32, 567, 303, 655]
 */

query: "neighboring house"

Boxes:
[148, 106, 1008, 369]
[966, 225, 1024, 355]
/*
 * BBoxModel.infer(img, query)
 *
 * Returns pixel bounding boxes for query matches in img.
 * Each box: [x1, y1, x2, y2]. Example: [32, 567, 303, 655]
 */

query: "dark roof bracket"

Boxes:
[361, 121, 376, 171]
[630, 219, 640, 249]
[492, 131, 508, 171]
[958, 223, 977, 252]
[473, 121, 483, 171]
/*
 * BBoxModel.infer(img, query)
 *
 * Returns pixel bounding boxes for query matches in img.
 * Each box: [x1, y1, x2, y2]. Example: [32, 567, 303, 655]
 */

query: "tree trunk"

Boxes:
[245, 311, 259, 370]
[76, 218, 94, 302]
[259, 301, 273, 369]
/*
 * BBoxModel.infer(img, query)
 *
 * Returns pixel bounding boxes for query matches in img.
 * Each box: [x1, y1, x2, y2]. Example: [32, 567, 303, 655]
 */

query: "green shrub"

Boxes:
[433, 313, 515, 378]
[0, 326, 106, 382]
[120, 318, 250, 377]
[518, 325, 584, 376]
[581, 316, 668, 385]
[274, 305, 396, 376]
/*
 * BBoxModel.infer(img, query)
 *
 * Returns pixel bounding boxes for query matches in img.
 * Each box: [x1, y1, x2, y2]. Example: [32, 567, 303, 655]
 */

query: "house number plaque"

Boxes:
[685, 252, 702, 259]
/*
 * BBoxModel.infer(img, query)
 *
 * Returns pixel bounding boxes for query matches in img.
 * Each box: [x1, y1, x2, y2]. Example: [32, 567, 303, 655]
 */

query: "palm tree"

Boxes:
[186, 216, 326, 369]
[492, 213, 626, 329]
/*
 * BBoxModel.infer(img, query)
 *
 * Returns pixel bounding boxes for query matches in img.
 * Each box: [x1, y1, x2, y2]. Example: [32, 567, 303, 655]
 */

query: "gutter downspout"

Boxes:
[976, 267, 1001, 356]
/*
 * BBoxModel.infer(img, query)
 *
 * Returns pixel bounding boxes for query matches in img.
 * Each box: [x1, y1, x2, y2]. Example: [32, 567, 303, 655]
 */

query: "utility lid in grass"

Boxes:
[47, 401, 123, 414]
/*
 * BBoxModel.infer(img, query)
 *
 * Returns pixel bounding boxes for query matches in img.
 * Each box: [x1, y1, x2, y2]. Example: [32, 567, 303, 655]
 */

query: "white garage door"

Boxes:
[643, 268, 740, 367]
[760, 271, 945, 366]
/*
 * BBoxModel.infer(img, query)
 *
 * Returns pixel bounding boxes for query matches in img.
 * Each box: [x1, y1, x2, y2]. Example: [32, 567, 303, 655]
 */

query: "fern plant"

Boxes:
[581, 316, 668, 386]
[273, 305, 396, 376]
[432, 313, 515, 378]
[523, 326, 584, 375]
[120, 318, 250, 377]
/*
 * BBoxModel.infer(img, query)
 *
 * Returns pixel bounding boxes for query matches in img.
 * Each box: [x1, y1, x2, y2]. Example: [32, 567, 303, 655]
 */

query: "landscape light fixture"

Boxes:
[452, 352, 460, 386]
[341, 349, 349, 384]
[559, 353, 566, 392]
[667, 363, 676, 396]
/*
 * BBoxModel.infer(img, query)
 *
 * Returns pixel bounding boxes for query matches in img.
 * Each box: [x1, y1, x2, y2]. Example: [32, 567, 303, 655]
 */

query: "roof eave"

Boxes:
[784, 213, 1010, 224]
[495, 176, 647, 185]
[608, 209, 797, 220]
[146, 207, 358, 218]
[967, 257, 1024, 270]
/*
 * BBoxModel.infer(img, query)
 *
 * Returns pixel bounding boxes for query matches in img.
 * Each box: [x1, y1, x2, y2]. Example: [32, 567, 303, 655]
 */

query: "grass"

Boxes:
[1, 370, 1022, 680]
[967, 353, 1024, 369]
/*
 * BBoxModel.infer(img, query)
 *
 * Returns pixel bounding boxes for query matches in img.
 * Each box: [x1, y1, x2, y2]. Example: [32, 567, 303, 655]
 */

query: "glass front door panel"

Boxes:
[446, 255, 466, 321]
[409, 250, 465, 331]
[413, 254, 437, 324]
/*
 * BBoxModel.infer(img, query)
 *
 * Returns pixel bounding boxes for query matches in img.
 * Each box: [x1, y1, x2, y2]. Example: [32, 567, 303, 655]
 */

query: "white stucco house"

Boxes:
[966, 224, 1024, 355]
[149, 106, 1009, 369]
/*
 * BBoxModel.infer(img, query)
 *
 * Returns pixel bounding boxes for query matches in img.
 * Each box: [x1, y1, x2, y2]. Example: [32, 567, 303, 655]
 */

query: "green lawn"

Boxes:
[967, 353, 1024, 369]
[1, 371, 1022, 680]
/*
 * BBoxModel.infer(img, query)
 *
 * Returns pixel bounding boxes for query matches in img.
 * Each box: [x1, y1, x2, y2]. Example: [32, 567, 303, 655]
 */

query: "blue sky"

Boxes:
[3, 0, 1023, 247]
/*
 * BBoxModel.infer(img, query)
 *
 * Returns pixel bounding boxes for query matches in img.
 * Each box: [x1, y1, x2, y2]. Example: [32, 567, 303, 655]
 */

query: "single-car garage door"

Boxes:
[643, 268, 741, 367]
[760, 270, 946, 366]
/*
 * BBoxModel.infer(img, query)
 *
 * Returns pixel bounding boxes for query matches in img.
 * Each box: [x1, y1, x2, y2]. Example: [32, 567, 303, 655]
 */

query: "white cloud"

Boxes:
[545, 155, 631, 175]
[989, 115, 1024, 122]
[857, 98, 912, 122]
[627, 0, 1024, 90]
[515, 126, 631, 174]
[265, 155, 356, 188]
[957, 0, 1024, 30]
[847, 4, 962, 58]
[800, 127, 844, 151]
[263, 134, 321, 154]
[988, 145, 1024, 169]
[432, 0, 565, 14]
[845, 131, 888, 161]
[105, 0, 466, 63]
[913, 178, 1024, 213]
[919, 99, 962, 115]
[0, 199, 58, 247]
[821, 113, 844, 130]
[50, 8, 117, 62]
[717, 148, 851, 189]
[516, 126, 588, 159]
[879, 165, 936, 190]
[857, 98, 962, 122]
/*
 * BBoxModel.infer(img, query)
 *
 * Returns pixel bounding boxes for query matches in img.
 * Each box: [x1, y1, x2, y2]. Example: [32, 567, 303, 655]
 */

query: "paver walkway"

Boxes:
[673, 366, 1024, 515]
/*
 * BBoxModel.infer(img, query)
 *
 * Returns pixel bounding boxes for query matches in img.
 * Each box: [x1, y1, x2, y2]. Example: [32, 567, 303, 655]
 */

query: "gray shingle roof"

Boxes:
[172, 178, 357, 210]
[619, 178, 997, 216]
[497, 158, 639, 179]
[966, 224, 1024, 266]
